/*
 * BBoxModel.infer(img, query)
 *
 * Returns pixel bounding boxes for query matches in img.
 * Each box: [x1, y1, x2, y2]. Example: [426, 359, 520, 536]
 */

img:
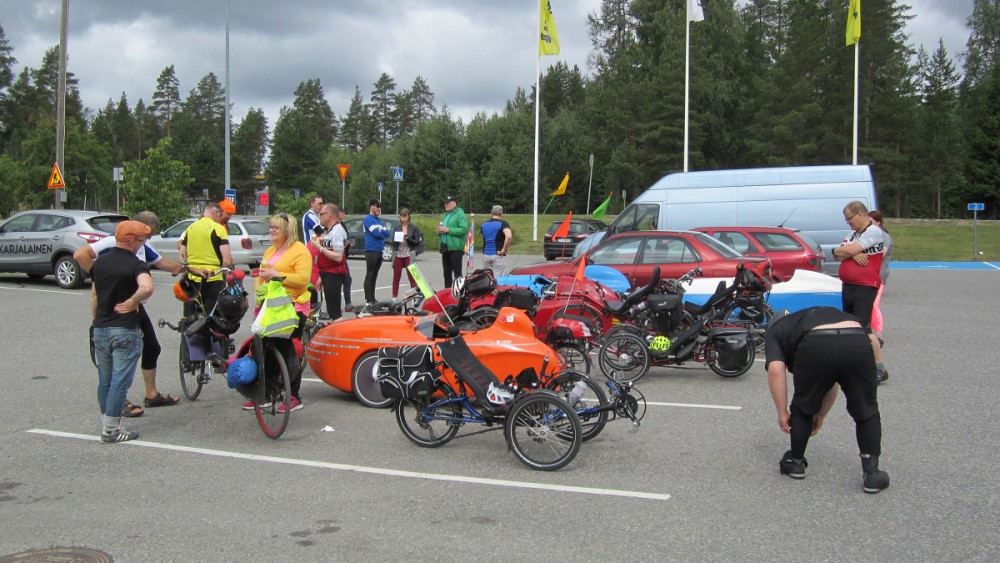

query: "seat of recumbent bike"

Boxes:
[684, 280, 733, 316]
[437, 337, 514, 415]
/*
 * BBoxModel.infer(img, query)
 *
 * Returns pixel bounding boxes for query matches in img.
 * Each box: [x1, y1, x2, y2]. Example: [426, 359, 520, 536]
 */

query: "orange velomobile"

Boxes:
[305, 307, 565, 408]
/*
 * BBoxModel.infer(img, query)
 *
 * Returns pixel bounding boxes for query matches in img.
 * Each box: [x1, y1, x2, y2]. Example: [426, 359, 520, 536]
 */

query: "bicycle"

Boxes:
[159, 267, 246, 400]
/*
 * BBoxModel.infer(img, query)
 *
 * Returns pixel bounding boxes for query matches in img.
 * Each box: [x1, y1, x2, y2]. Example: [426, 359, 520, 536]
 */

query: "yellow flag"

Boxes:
[550, 172, 569, 196]
[846, 0, 861, 46]
[539, 0, 560, 56]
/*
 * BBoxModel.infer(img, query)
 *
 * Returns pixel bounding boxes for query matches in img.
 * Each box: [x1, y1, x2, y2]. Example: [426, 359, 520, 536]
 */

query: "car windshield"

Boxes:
[87, 215, 127, 233]
[242, 221, 269, 235]
[695, 232, 743, 258]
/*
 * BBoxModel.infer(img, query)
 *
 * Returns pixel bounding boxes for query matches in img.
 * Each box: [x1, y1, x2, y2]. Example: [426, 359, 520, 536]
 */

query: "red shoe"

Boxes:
[277, 396, 303, 413]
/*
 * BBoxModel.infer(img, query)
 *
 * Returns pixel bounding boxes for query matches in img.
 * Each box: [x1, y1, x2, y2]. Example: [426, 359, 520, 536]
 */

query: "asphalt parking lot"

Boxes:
[0, 259, 997, 561]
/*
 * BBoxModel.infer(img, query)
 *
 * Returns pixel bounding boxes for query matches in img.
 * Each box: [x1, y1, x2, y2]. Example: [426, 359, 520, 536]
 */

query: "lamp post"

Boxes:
[586, 154, 594, 215]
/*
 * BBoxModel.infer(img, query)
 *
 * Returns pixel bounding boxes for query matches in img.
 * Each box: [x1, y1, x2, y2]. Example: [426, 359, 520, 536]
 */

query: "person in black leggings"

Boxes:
[765, 306, 890, 494]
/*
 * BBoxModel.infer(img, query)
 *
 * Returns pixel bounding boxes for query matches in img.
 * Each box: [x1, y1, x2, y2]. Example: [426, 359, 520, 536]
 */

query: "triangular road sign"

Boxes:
[337, 164, 350, 182]
[47, 162, 66, 189]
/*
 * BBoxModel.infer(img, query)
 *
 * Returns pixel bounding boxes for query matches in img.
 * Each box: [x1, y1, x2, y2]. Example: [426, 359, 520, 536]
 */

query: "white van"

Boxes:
[574, 165, 879, 274]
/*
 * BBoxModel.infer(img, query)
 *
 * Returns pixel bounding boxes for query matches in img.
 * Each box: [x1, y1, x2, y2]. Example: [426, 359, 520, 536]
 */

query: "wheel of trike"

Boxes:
[504, 391, 582, 471]
[554, 343, 592, 375]
[545, 371, 608, 442]
[707, 336, 756, 378]
[178, 333, 204, 400]
[255, 336, 292, 439]
[466, 307, 499, 329]
[351, 351, 393, 408]
[557, 303, 605, 336]
[598, 331, 651, 384]
[395, 384, 461, 447]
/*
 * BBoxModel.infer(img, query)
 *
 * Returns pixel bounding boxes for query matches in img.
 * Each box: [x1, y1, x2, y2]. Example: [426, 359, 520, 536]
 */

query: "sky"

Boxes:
[0, 0, 977, 128]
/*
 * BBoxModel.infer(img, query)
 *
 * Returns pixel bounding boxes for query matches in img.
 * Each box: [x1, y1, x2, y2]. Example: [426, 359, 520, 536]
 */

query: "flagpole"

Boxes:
[852, 41, 859, 165]
[683, 4, 692, 173]
[533, 1, 542, 243]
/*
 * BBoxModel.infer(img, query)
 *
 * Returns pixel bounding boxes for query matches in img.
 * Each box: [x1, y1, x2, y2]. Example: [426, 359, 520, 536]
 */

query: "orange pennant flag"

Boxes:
[552, 211, 573, 240]
[574, 252, 587, 283]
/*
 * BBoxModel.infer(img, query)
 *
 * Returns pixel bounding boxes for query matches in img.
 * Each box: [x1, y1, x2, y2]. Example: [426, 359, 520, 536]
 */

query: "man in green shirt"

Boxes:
[437, 195, 468, 288]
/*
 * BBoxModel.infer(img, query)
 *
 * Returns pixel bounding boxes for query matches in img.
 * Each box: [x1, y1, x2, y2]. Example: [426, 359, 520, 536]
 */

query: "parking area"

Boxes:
[0, 264, 997, 560]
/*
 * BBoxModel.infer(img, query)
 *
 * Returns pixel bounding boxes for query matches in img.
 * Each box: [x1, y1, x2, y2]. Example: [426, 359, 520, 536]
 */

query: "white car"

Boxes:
[147, 216, 270, 268]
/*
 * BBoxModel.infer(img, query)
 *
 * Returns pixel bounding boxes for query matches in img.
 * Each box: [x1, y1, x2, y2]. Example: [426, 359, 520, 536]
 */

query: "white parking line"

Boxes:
[0, 284, 79, 296]
[27, 428, 670, 501]
[300, 377, 742, 410]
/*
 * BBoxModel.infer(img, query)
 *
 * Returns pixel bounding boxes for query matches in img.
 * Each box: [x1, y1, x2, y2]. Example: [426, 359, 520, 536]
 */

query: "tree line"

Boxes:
[1, 0, 998, 227]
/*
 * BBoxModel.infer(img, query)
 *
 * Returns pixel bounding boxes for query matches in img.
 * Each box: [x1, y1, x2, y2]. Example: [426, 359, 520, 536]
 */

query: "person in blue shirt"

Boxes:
[480, 205, 513, 277]
[362, 199, 390, 304]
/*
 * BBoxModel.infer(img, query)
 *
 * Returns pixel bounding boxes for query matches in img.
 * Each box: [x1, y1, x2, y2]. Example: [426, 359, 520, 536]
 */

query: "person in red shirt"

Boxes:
[833, 201, 888, 384]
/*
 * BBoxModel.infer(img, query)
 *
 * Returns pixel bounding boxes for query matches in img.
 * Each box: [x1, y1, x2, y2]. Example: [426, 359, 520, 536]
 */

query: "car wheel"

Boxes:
[54, 255, 84, 289]
[382, 243, 394, 262]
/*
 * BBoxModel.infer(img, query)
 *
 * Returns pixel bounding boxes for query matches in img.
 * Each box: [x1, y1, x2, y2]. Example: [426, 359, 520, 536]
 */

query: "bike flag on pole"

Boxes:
[407, 263, 435, 299]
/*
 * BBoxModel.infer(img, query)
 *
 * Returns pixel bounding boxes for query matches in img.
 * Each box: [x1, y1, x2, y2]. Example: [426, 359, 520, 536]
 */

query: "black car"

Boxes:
[342, 215, 426, 262]
[543, 219, 608, 260]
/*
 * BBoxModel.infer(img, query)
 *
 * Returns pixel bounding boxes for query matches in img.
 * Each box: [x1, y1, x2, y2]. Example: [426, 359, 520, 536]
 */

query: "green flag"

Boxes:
[592, 192, 613, 220]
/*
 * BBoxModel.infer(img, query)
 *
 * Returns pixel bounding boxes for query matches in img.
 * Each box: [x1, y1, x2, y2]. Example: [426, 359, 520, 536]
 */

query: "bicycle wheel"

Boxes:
[466, 307, 499, 328]
[178, 335, 204, 400]
[254, 337, 292, 439]
[395, 385, 461, 447]
[598, 331, 651, 383]
[554, 343, 592, 375]
[352, 352, 393, 409]
[545, 371, 608, 441]
[555, 303, 605, 336]
[504, 392, 582, 471]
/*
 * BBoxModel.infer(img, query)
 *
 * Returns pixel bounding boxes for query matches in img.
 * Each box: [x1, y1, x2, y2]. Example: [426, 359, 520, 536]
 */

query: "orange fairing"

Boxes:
[306, 307, 559, 397]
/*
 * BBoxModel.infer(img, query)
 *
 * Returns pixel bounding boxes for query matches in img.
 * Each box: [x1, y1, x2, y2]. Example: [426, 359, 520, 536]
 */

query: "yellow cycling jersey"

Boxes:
[182, 217, 229, 282]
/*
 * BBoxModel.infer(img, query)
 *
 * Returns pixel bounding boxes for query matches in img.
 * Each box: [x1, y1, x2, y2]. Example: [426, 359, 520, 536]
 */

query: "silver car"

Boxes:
[146, 216, 270, 268]
[0, 209, 128, 288]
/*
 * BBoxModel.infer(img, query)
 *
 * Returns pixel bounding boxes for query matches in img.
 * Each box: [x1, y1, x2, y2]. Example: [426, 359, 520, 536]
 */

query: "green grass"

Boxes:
[410, 215, 1000, 262]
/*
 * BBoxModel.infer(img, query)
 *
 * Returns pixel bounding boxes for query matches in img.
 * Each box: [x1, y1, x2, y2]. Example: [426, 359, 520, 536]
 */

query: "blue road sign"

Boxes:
[968, 203, 985, 211]
[392, 167, 404, 182]
[224, 188, 236, 198]
[377, 182, 384, 192]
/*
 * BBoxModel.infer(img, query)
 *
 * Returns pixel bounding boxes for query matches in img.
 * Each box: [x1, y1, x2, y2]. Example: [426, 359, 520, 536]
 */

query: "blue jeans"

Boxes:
[94, 326, 143, 417]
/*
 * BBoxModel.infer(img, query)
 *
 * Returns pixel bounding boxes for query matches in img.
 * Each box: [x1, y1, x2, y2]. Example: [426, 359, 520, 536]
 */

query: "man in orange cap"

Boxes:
[91, 220, 154, 443]
[218, 199, 236, 228]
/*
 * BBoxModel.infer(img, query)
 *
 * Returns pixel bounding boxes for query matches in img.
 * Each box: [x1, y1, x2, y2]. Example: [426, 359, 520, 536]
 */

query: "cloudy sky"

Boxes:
[0, 0, 977, 128]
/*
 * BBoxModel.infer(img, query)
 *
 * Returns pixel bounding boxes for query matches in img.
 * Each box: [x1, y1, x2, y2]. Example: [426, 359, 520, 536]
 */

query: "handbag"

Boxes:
[251, 280, 298, 338]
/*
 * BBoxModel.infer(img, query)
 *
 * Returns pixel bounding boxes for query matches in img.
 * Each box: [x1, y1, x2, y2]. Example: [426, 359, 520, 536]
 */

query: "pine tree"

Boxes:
[369, 72, 397, 146]
[339, 86, 368, 152]
[152, 65, 181, 137]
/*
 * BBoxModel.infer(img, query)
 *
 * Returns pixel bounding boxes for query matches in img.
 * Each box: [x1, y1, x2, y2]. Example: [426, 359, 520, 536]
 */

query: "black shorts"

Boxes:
[841, 284, 878, 328]
[791, 332, 878, 422]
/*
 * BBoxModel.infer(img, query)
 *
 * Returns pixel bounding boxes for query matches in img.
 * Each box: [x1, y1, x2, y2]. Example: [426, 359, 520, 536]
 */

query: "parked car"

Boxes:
[342, 214, 426, 262]
[0, 209, 128, 288]
[146, 216, 270, 268]
[512, 230, 769, 288]
[692, 226, 824, 281]
[543, 218, 608, 260]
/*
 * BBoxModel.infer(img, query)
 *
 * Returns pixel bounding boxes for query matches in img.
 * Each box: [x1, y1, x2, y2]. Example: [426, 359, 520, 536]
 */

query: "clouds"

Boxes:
[0, 0, 976, 128]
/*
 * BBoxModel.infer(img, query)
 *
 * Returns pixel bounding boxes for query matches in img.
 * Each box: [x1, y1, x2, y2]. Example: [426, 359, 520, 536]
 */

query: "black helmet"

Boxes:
[207, 314, 241, 335]
[216, 291, 248, 321]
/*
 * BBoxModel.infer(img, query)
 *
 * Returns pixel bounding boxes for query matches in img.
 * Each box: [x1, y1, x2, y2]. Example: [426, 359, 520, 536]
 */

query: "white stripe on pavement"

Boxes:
[27, 429, 670, 501]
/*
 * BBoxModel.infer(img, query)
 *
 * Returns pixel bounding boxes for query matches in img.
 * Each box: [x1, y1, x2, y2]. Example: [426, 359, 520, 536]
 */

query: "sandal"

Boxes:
[144, 392, 180, 408]
[122, 401, 144, 418]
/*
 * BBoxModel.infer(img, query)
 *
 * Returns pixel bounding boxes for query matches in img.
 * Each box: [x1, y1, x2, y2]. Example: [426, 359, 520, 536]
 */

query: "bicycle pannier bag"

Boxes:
[494, 287, 538, 312]
[464, 269, 497, 298]
[646, 293, 685, 333]
[376, 345, 439, 398]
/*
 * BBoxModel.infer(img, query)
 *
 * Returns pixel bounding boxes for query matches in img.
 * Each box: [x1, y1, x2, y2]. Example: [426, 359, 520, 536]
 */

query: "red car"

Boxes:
[512, 230, 770, 287]
[692, 226, 824, 282]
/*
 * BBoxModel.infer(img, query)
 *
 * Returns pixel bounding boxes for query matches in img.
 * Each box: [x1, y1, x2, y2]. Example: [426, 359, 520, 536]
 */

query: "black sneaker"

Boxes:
[101, 428, 139, 444]
[779, 450, 807, 479]
[861, 454, 890, 494]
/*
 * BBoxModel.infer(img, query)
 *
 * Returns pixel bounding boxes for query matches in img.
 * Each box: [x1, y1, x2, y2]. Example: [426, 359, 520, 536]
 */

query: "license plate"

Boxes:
[260, 240, 271, 247]
[557, 238, 571, 243]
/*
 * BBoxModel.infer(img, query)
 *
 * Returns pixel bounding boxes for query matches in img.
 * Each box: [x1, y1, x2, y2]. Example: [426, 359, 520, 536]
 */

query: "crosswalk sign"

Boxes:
[392, 167, 404, 182]
[47, 162, 65, 189]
